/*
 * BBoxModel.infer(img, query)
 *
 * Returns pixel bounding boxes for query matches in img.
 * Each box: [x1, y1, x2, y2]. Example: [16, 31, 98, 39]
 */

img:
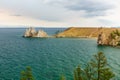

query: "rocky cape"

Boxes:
[55, 27, 120, 46]
[55, 27, 120, 38]
[23, 27, 48, 38]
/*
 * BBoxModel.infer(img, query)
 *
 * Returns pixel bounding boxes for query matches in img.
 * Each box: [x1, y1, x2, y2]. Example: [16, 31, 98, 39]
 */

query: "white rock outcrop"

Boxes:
[23, 27, 48, 38]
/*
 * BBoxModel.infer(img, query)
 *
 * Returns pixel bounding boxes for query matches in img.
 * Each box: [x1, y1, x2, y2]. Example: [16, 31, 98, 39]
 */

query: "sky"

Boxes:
[0, 0, 120, 27]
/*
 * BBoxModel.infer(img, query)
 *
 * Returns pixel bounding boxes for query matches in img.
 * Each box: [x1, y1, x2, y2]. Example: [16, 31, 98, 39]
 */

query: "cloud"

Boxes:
[98, 19, 113, 25]
[68, 1, 114, 17]
[46, 0, 114, 17]
[0, 0, 115, 20]
[11, 14, 22, 17]
[0, 0, 118, 27]
[66, 0, 112, 11]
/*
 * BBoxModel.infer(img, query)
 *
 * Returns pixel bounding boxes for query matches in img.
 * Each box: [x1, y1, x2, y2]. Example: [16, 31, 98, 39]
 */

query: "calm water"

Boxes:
[0, 28, 120, 80]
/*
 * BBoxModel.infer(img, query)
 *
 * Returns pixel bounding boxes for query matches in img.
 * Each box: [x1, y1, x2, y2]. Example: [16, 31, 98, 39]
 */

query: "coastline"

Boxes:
[54, 36, 97, 39]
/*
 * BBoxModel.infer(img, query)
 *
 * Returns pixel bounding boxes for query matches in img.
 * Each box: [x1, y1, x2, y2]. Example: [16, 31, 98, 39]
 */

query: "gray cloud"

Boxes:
[83, 11, 106, 17]
[66, 0, 112, 11]
[67, 0, 114, 17]
[11, 14, 22, 17]
[47, 0, 114, 17]
[0, 0, 116, 25]
[66, 0, 113, 17]
[35, 16, 63, 22]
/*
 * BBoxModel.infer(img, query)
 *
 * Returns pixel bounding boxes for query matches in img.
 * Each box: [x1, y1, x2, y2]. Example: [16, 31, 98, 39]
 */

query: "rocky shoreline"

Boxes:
[97, 29, 120, 47]
[23, 27, 120, 47]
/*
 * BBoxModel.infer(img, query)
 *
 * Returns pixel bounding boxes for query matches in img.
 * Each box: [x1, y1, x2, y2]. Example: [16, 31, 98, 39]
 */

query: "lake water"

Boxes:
[0, 28, 120, 80]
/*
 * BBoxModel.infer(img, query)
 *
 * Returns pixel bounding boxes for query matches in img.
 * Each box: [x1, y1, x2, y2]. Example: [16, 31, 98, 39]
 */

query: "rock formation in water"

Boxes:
[23, 27, 48, 38]
[97, 32, 107, 45]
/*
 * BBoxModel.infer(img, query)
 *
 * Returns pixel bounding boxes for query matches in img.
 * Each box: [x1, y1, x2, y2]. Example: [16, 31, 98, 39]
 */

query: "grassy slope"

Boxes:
[56, 27, 120, 38]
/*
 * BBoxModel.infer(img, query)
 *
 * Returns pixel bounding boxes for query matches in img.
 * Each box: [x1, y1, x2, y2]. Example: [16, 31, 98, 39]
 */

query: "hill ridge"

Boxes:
[55, 27, 120, 38]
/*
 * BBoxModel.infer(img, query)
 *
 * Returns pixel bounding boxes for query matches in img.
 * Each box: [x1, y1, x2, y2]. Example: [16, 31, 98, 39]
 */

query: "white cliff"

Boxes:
[23, 27, 48, 38]
[36, 30, 48, 37]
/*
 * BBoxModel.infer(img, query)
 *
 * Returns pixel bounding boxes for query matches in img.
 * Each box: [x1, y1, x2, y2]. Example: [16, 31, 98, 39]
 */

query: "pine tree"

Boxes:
[74, 66, 83, 80]
[90, 52, 114, 80]
[20, 66, 35, 80]
[20, 71, 27, 80]
[60, 75, 66, 80]
[84, 64, 92, 80]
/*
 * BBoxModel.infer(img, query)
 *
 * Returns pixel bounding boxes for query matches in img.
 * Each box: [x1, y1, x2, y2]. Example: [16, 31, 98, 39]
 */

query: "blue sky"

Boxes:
[0, 0, 120, 27]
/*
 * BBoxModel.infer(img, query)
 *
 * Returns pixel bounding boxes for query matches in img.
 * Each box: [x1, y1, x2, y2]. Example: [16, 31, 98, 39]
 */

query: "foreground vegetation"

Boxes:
[73, 52, 114, 80]
[20, 52, 114, 80]
[20, 66, 35, 80]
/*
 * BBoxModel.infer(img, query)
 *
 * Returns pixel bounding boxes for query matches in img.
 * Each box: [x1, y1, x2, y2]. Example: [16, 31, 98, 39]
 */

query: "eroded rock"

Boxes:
[23, 27, 48, 38]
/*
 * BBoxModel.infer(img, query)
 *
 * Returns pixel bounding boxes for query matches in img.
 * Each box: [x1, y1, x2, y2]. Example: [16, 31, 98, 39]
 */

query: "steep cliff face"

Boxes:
[23, 27, 48, 38]
[97, 30, 120, 46]
[97, 32, 107, 45]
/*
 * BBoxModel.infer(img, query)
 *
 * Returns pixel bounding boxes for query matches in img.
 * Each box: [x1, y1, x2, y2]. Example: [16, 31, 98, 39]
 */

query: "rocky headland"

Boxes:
[55, 27, 120, 37]
[97, 29, 120, 47]
[23, 27, 48, 38]
[55, 27, 120, 46]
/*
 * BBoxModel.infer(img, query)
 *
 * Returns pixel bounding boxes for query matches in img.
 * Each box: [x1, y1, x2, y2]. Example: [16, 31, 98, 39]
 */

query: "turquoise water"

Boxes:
[0, 28, 120, 80]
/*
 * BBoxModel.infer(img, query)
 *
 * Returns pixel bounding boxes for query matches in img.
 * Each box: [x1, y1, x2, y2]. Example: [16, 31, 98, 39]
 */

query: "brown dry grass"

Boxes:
[56, 27, 120, 38]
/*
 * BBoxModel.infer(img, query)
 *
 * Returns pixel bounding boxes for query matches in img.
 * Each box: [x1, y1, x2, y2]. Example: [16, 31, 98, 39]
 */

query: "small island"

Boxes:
[23, 27, 48, 38]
